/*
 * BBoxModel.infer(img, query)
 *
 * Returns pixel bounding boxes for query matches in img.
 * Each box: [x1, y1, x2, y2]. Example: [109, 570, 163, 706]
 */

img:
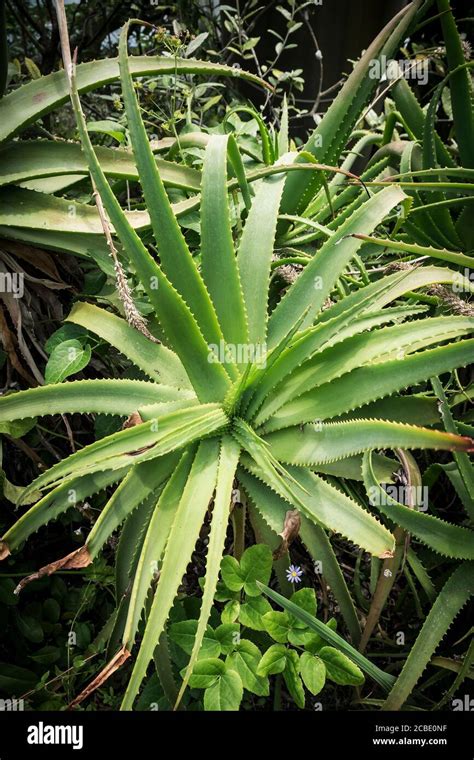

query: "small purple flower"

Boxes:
[286, 564, 303, 584]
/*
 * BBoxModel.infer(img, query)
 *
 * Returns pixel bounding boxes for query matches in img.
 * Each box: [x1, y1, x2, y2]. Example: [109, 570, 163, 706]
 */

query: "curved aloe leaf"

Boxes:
[176, 436, 240, 706]
[363, 451, 474, 559]
[0, 379, 175, 421]
[382, 562, 474, 709]
[201, 134, 248, 348]
[0, 55, 269, 143]
[121, 439, 220, 710]
[268, 186, 406, 348]
[67, 302, 192, 389]
[238, 458, 395, 558]
[264, 419, 473, 466]
[0, 140, 201, 190]
[21, 404, 227, 500]
[263, 339, 474, 431]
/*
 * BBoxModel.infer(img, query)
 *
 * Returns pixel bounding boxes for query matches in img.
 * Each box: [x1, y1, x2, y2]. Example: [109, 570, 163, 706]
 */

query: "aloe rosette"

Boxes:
[0, 4, 473, 710]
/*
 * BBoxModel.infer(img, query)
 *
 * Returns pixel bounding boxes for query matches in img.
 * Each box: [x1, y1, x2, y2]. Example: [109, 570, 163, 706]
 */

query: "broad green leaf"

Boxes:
[214, 624, 240, 655]
[256, 644, 287, 677]
[262, 611, 290, 643]
[44, 339, 91, 384]
[240, 544, 273, 596]
[203, 668, 243, 711]
[238, 596, 272, 631]
[222, 600, 241, 624]
[319, 646, 364, 686]
[221, 544, 273, 597]
[283, 649, 305, 708]
[226, 640, 269, 696]
[299, 652, 326, 696]
[188, 658, 225, 689]
[169, 621, 220, 659]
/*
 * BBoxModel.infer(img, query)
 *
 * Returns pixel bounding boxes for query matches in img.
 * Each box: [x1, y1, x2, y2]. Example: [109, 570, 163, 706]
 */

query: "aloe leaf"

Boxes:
[239, 459, 395, 558]
[0, 224, 111, 263]
[352, 234, 474, 269]
[122, 448, 196, 649]
[0, 140, 201, 190]
[268, 186, 406, 348]
[0, 468, 128, 557]
[431, 377, 474, 521]
[0, 379, 175, 421]
[363, 451, 474, 559]
[121, 438, 220, 709]
[21, 404, 227, 499]
[176, 436, 240, 705]
[263, 339, 474, 431]
[200, 134, 248, 347]
[392, 77, 455, 168]
[118, 23, 229, 357]
[258, 583, 395, 692]
[436, 0, 474, 168]
[259, 316, 474, 421]
[237, 172, 287, 346]
[278, 0, 421, 215]
[66, 302, 192, 389]
[64, 51, 230, 402]
[264, 419, 474, 467]
[319, 265, 474, 324]
[86, 454, 179, 558]
[382, 562, 474, 709]
[0, 55, 270, 143]
[239, 469, 361, 645]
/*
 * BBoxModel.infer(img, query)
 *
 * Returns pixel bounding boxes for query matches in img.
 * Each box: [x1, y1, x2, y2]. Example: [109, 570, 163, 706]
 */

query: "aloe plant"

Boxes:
[1, 5, 473, 711]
